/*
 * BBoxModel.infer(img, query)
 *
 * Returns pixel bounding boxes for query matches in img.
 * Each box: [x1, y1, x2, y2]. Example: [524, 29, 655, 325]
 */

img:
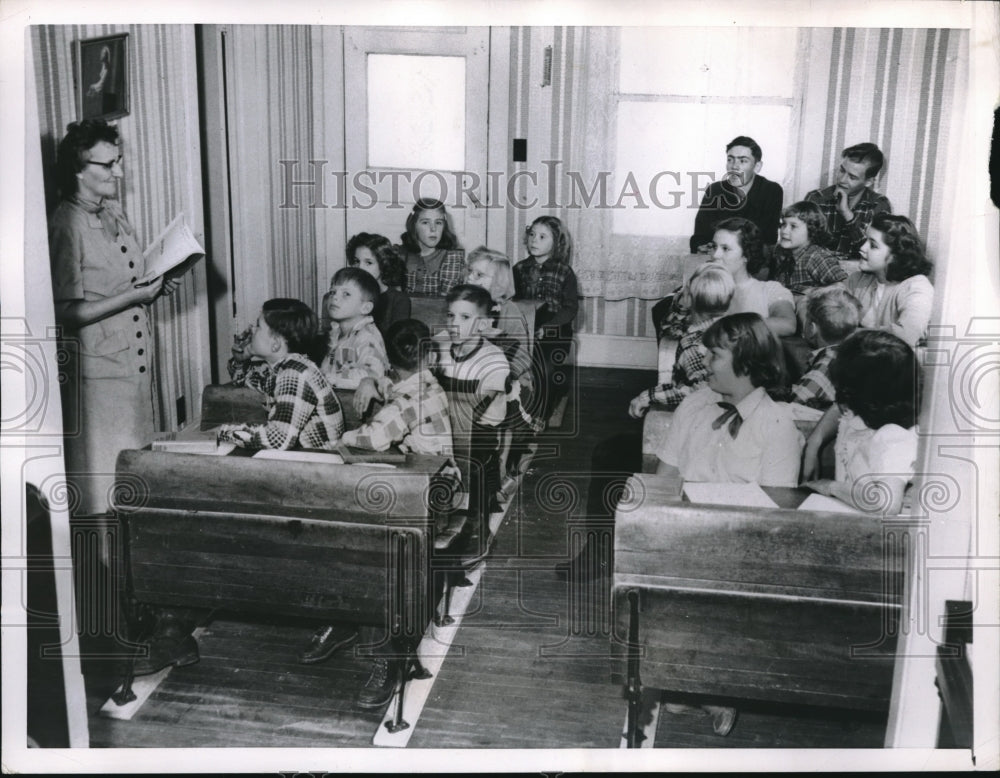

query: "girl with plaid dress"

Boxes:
[513, 216, 579, 424]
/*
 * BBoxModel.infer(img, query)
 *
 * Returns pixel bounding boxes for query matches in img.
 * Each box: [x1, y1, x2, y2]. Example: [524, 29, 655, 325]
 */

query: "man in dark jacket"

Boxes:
[689, 135, 784, 254]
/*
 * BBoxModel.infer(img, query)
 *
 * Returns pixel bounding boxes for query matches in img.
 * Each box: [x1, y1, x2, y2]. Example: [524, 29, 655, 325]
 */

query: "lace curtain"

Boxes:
[558, 28, 690, 302]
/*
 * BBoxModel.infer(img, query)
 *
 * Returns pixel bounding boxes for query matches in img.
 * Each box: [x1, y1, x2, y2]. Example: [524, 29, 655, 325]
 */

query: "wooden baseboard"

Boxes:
[575, 334, 658, 370]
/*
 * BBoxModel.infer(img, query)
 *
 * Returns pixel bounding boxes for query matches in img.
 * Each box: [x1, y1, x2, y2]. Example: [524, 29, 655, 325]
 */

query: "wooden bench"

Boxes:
[201, 382, 364, 429]
[610, 473, 903, 746]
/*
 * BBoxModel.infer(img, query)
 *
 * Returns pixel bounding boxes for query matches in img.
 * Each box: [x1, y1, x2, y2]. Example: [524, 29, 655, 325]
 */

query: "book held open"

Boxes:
[135, 214, 205, 286]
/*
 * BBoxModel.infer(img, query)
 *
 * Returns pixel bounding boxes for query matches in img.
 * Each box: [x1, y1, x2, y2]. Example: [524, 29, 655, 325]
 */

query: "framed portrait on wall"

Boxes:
[75, 33, 129, 120]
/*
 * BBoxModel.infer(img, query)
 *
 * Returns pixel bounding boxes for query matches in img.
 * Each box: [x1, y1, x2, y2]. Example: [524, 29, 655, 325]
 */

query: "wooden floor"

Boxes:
[73, 367, 888, 750]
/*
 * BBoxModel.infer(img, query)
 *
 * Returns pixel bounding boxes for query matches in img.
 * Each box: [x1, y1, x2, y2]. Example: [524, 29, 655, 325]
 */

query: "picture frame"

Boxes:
[75, 33, 129, 121]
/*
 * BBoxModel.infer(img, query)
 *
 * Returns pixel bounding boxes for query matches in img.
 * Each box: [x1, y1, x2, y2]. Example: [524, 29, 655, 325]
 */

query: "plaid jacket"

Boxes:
[771, 243, 848, 296]
[319, 315, 389, 387]
[340, 368, 453, 456]
[221, 353, 345, 450]
[657, 285, 691, 342]
[402, 248, 466, 297]
[804, 185, 892, 259]
[513, 256, 579, 332]
[790, 345, 838, 409]
[647, 317, 715, 410]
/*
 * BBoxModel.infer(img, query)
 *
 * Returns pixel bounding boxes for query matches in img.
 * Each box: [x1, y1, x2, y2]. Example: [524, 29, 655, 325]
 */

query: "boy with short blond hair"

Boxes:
[629, 264, 736, 417]
[320, 266, 390, 389]
[790, 286, 863, 410]
[434, 284, 511, 547]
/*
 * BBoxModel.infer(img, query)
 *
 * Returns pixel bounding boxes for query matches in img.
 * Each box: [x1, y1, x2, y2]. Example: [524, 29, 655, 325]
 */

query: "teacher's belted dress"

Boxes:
[49, 198, 155, 516]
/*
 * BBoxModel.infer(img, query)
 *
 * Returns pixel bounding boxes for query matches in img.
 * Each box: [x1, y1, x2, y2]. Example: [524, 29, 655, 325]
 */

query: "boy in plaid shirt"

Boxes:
[342, 319, 453, 457]
[790, 286, 862, 410]
[804, 142, 892, 260]
[220, 298, 344, 450]
[629, 265, 735, 417]
[319, 267, 390, 392]
[305, 319, 456, 708]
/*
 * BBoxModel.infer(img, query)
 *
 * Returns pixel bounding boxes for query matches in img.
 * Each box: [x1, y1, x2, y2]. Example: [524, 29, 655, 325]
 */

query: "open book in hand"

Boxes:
[135, 214, 205, 287]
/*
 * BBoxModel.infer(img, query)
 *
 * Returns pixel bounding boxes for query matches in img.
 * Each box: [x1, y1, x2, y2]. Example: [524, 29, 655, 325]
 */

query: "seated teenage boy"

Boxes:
[804, 142, 892, 260]
[689, 135, 784, 253]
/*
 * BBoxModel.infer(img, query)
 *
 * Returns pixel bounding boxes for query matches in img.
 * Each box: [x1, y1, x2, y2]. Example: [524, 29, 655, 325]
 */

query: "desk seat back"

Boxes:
[201, 383, 363, 430]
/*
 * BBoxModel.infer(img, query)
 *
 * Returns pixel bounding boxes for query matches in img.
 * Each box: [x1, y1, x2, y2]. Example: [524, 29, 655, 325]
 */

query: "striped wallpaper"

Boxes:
[797, 27, 966, 269]
[510, 26, 966, 340]
[28, 25, 969, 376]
[221, 25, 320, 319]
[31, 24, 209, 432]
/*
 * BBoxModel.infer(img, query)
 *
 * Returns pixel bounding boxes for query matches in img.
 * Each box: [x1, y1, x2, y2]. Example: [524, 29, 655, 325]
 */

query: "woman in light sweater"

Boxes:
[845, 213, 934, 348]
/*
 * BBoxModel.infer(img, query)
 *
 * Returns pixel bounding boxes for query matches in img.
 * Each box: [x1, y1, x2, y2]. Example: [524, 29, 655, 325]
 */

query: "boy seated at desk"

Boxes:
[134, 298, 343, 676]
[342, 318, 454, 458]
[628, 264, 735, 417]
[650, 311, 803, 736]
[319, 267, 390, 410]
[300, 318, 456, 710]
[218, 298, 344, 450]
[434, 284, 511, 547]
[789, 286, 862, 412]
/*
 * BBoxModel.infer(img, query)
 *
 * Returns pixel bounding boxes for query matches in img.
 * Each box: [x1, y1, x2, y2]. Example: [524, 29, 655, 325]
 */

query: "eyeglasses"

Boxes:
[85, 156, 122, 170]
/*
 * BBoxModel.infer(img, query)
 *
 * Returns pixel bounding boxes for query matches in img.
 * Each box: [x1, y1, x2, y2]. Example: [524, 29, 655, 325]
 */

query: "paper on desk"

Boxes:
[150, 424, 235, 456]
[252, 450, 345, 464]
[682, 481, 779, 508]
[789, 402, 825, 423]
[798, 492, 864, 514]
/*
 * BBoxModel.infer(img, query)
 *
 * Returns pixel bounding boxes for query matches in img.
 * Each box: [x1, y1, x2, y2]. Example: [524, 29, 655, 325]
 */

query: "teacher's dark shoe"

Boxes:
[132, 633, 199, 676]
[298, 624, 359, 664]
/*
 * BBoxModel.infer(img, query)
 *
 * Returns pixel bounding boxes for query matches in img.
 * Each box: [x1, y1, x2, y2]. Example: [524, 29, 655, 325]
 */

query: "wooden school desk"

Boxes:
[610, 473, 905, 747]
[110, 385, 452, 734]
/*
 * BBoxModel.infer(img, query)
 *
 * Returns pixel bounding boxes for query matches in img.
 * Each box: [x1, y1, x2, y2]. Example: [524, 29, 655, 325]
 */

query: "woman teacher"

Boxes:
[49, 118, 176, 518]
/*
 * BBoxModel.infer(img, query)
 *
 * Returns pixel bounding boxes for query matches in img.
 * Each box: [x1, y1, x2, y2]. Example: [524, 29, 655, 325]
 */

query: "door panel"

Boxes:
[343, 27, 490, 254]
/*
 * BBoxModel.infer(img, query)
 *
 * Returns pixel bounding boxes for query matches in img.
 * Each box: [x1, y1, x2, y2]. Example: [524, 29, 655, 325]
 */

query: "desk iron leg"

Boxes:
[384, 655, 410, 733]
[625, 588, 642, 748]
[112, 658, 138, 706]
[437, 573, 454, 627]
[386, 534, 412, 733]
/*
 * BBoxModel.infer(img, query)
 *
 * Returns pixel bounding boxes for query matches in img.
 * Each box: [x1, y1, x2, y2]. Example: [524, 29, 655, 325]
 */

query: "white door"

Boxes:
[343, 27, 490, 253]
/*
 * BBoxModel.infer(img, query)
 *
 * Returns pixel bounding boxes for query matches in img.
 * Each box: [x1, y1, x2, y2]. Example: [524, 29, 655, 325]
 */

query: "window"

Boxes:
[367, 54, 466, 171]
[612, 27, 800, 238]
